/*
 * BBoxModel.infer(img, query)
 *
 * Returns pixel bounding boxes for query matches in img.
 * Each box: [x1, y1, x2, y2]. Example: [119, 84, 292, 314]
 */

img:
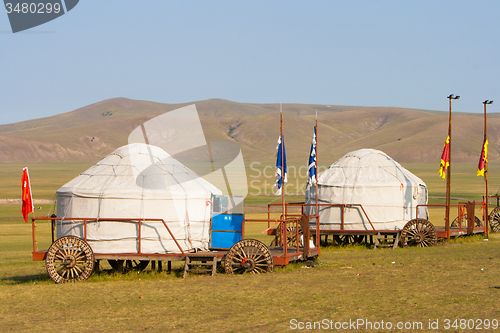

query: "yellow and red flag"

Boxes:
[438, 136, 450, 179]
[21, 167, 34, 223]
[477, 139, 488, 176]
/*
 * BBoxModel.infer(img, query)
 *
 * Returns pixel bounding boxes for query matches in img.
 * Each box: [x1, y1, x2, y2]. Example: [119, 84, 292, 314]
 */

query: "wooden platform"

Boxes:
[93, 251, 227, 262]
[435, 226, 487, 238]
[310, 226, 487, 240]
[269, 247, 319, 265]
[309, 229, 399, 236]
[34, 246, 319, 267]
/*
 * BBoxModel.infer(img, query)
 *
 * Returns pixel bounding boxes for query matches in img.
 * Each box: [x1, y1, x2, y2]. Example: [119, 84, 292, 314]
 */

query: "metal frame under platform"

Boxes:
[31, 213, 321, 283]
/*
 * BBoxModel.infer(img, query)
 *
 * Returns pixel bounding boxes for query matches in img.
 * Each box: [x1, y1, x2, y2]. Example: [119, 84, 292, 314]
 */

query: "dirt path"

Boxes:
[0, 199, 54, 204]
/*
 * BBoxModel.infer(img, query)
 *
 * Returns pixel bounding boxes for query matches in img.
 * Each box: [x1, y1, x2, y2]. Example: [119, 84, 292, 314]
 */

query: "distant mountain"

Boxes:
[1, 98, 498, 165]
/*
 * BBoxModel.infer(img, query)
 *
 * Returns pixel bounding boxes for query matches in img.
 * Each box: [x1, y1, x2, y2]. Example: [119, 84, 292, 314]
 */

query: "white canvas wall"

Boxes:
[56, 143, 221, 254]
[307, 149, 427, 230]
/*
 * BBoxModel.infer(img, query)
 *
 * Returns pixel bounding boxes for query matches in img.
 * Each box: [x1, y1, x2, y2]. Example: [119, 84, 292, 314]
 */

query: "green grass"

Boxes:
[403, 162, 500, 200]
[0, 204, 55, 223]
[2, 162, 500, 331]
[0, 163, 93, 199]
[1, 218, 500, 332]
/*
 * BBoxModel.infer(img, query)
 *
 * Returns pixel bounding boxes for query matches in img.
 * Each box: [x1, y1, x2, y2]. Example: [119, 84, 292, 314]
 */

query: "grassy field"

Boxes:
[1, 218, 500, 332]
[2, 162, 500, 331]
[0, 163, 93, 200]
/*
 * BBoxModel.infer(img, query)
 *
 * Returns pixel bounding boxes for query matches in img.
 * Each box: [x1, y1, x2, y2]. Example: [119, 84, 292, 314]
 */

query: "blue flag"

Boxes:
[307, 126, 317, 185]
[275, 135, 287, 195]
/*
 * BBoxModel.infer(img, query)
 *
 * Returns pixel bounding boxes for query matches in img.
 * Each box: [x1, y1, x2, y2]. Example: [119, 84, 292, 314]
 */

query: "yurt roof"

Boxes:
[318, 149, 425, 187]
[57, 143, 222, 199]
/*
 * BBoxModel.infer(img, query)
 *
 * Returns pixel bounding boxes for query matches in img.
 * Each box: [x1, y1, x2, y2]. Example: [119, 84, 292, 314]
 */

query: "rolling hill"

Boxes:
[1, 98, 498, 166]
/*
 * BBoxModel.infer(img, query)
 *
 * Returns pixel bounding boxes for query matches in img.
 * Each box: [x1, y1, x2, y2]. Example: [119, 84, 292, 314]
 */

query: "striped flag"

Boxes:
[307, 126, 317, 186]
[275, 135, 287, 195]
[438, 136, 450, 180]
[21, 167, 34, 223]
[477, 139, 488, 176]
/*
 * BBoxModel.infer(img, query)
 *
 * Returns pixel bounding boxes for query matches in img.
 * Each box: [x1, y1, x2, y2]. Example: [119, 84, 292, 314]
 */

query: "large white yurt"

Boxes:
[56, 143, 222, 254]
[307, 149, 428, 230]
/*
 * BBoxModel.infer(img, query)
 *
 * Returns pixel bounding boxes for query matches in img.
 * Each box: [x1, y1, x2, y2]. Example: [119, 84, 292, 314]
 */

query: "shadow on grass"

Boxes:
[1, 273, 51, 285]
[90, 267, 187, 281]
[443, 233, 488, 244]
[316, 233, 489, 251]
[1, 265, 192, 285]
[320, 242, 375, 251]
[2, 268, 189, 285]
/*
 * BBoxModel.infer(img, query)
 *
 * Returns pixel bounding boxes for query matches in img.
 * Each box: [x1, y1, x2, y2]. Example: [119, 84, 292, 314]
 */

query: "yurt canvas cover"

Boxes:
[307, 149, 428, 230]
[56, 143, 222, 254]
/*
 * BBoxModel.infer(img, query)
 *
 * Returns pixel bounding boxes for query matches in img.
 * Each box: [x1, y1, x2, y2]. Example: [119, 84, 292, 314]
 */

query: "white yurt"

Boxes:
[307, 149, 428, 230]
[56, 143, 222, 254]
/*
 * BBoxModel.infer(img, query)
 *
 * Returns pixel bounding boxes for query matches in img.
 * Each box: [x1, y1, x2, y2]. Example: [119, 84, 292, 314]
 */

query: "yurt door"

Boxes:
[210, 196, 244, 249]
[416, 185, 429, 220]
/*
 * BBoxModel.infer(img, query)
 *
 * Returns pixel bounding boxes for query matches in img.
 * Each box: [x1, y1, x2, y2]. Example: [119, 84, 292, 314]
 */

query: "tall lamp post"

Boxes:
[445, 94, 460, 239]
[483, 100, 493, 238]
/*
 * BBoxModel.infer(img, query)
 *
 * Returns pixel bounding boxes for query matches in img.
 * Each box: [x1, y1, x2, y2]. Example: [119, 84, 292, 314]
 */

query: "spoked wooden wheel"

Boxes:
[108, 260, 149, 272]
[45, 236, 94, 284]
[269, 224, 303, 247]
[400, 219, 437, 247]
[334, 235, 352, 245]
[451, 215, 482, 228]
[224, 239, 274, 274]
[333, 235, 364, 245]
[489, 207, 500, 232]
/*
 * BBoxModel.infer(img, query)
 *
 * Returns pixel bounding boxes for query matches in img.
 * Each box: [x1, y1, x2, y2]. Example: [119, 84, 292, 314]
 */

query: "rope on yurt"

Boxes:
[175, 163, 208, 252]
[177, 164, 203, 251]
[48, 192, 62, 234]
[205, 197, 213, 247]
[139, 166, 145, 252]
[186, 210, 194, 251]
[48, 192, 57, 217]
[267, 195, 281, 205]
[94, 162, 118, 228]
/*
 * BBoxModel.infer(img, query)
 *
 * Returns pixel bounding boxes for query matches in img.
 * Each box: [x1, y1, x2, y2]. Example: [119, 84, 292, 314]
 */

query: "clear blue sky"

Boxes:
[1, 0, 499, 125]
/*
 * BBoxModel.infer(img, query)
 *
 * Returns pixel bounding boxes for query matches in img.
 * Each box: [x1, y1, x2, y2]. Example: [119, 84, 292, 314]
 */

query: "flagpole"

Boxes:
[446, 94, 459, 239]
[483, 100, 493, 238]
[315, 112, 318, 219]
[315, 112, 319, 247]
[281, 103, 285, 219]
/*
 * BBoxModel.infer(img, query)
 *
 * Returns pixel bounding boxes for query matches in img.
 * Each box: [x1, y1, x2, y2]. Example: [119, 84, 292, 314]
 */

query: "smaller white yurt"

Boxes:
[307, 149, 428, 230]
[56, 143, 222, 254]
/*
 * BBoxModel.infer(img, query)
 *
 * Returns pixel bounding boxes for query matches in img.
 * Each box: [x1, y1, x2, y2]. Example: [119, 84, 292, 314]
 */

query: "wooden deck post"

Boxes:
[301, 214, 310, 258]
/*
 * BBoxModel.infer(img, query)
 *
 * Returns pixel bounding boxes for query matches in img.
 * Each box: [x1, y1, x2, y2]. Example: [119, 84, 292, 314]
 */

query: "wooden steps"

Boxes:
[373, 232, 400, 250]
[183, 256, 218, 278]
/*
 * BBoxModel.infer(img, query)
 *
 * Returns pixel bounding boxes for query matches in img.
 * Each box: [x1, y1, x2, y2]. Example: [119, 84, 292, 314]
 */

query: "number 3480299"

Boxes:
[5, 2, 61, 14]
[443, 319, 498, 330]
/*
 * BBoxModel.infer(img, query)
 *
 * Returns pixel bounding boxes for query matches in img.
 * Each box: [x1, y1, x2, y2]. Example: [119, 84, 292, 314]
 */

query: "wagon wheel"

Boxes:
[354, 235, 366, 244]
[108, 260, 150, 272]
[475, 216, 484, 227]
[489, 207, 500, 232]
[224, 239, 274, 274]
[282, 226, 302, 247]
[45, 236, 94, 284]
[400, 219, 437, 247]
[269, 215, 286, 247]
[269, 223, 303, 247]
[451, 215, 483, 228]
[334, 235, 354, 245]
[340, 235, 353, 245]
